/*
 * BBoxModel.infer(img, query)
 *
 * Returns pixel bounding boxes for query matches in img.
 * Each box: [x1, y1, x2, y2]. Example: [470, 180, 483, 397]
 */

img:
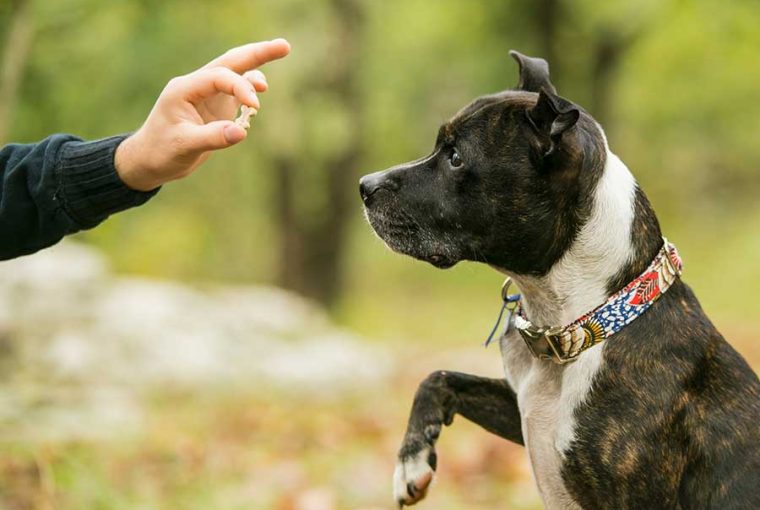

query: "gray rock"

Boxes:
[0, 241, 392, 439]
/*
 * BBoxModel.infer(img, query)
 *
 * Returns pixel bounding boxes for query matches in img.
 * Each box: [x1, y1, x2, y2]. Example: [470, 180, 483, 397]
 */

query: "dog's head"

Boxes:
[360, 51, 608, 275]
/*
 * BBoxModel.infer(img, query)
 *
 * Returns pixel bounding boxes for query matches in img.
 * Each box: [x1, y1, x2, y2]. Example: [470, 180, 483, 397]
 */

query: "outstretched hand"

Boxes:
[114, 38, 291, 191]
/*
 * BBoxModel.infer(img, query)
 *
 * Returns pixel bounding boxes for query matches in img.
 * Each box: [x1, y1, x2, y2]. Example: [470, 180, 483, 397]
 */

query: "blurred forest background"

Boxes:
[1, 0, 759, 509]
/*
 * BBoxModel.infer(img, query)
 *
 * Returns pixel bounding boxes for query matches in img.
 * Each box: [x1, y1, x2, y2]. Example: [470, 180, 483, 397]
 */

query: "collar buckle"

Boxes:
[517, 321, 574, 365]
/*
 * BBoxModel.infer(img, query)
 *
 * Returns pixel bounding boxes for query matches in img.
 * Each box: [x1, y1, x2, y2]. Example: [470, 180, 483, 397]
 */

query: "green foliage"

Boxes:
[2, 0, 759, 341]
[7, 0, 760, 354]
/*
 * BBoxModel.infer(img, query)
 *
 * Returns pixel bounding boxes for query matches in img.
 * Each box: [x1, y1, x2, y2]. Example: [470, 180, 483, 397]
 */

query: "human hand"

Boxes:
[114, 38, 291, 191]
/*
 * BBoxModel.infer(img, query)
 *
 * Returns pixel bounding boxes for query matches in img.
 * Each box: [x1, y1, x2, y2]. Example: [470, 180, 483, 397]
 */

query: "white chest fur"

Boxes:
[496, 143, 636, 509]
[500, 330, 596, 510]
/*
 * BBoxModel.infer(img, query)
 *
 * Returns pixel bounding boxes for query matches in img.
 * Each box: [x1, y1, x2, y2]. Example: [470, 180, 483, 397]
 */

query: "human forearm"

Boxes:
[0, 134, 157, 260]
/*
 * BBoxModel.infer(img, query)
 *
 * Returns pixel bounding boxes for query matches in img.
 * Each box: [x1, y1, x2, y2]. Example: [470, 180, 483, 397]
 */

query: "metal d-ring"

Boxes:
[484, 278, 521, 348]
[500, 277, 521, 305]
[500, 277, 512, 301]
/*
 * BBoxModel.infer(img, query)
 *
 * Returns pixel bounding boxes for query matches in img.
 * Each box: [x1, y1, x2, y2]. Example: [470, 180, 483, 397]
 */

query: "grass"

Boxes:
[2, 323, 756, 510]
[1, 376, 541, 510]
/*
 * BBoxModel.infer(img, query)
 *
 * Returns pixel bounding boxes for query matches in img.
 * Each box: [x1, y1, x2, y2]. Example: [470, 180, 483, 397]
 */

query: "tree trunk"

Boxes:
[527, 0, 637, 132]
[589, 31, 636, 129]
[534, 0, 560, 81]
[274, 155, 305, 293]
[0, 0, 34, 146]
[274, 0, 364, 306]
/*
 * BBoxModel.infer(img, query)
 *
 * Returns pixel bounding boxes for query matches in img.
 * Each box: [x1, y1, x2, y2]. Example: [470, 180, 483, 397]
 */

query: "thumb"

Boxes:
[184, 121, 247, 152]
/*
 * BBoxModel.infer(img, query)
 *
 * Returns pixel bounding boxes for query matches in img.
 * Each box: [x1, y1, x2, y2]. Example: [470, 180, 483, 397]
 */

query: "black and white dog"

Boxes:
[359, 52, 760, 509]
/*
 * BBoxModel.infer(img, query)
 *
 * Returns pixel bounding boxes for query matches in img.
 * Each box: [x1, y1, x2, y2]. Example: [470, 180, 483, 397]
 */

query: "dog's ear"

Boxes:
[526, 88, 580, 158]
[510, 50, 557, 94]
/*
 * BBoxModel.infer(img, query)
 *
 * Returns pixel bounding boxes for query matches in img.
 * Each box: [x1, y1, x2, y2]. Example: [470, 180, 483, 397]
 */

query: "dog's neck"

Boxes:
[506, 145, 662, 328]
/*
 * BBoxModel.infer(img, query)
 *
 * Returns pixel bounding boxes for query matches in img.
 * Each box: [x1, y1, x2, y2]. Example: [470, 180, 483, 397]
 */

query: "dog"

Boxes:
[359, 51, 760, 509]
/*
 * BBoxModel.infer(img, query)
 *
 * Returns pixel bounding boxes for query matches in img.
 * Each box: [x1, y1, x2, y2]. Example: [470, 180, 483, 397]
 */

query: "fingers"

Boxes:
[204, 38, 291, 74]
[244, 69, 268, 92]
[170, 67, 260, 109]
[184, 120, 248, 153]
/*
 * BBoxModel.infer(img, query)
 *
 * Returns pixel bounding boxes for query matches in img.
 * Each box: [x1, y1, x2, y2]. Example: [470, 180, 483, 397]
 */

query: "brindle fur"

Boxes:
[360, 51, 760, 509]
[564, 280, 760, 508]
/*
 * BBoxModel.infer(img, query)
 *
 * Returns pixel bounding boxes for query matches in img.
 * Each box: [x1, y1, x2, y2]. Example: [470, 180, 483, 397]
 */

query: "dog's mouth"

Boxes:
[425, 254, 457, 269]
[365, 212, 459, 269]
[363, 195, 462, 270]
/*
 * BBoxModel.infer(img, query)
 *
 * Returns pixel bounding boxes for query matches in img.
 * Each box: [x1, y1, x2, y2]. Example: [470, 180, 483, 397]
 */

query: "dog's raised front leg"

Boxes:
[394, 370, 523, 506]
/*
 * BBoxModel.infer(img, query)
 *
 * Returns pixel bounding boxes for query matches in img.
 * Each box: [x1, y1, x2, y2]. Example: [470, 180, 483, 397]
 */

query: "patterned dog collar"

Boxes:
[513, 238, 683, 364]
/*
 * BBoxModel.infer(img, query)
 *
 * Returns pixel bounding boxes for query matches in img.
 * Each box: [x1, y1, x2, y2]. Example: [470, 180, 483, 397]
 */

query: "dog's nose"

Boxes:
[360, 171, 400, 205]
[359, 173, 385, 205]
[359, 176, 377, 204]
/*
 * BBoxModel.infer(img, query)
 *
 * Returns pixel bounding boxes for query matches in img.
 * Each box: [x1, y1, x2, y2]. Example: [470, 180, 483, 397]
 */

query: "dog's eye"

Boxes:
[449, 149, 463, 168]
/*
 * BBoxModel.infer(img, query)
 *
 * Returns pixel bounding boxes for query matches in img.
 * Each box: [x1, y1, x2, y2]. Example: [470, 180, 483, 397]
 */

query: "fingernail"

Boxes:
[224, 124, 245, 145]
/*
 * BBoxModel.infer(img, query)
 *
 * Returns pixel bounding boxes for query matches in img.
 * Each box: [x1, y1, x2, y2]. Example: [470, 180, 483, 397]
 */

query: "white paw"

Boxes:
[393, 448, 436, 507]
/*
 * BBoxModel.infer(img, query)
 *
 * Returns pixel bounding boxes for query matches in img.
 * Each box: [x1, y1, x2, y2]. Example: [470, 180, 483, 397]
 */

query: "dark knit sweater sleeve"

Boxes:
[0, 134, 158, 260]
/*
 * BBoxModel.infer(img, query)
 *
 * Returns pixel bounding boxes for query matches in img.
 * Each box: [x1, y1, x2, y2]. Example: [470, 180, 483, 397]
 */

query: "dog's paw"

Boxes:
[393, 447, 437, 507]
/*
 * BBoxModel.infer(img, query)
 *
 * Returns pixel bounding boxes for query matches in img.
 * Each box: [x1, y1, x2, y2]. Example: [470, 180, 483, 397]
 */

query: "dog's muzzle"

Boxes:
[359, 171, 398, 206]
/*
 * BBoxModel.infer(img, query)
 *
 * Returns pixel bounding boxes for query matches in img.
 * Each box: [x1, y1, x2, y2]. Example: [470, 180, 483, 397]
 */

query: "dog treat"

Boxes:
[234, 105, 257, 130]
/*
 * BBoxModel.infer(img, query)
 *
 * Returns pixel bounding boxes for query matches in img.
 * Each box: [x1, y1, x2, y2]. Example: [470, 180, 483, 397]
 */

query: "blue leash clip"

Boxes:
[484, 277, 521, 347]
